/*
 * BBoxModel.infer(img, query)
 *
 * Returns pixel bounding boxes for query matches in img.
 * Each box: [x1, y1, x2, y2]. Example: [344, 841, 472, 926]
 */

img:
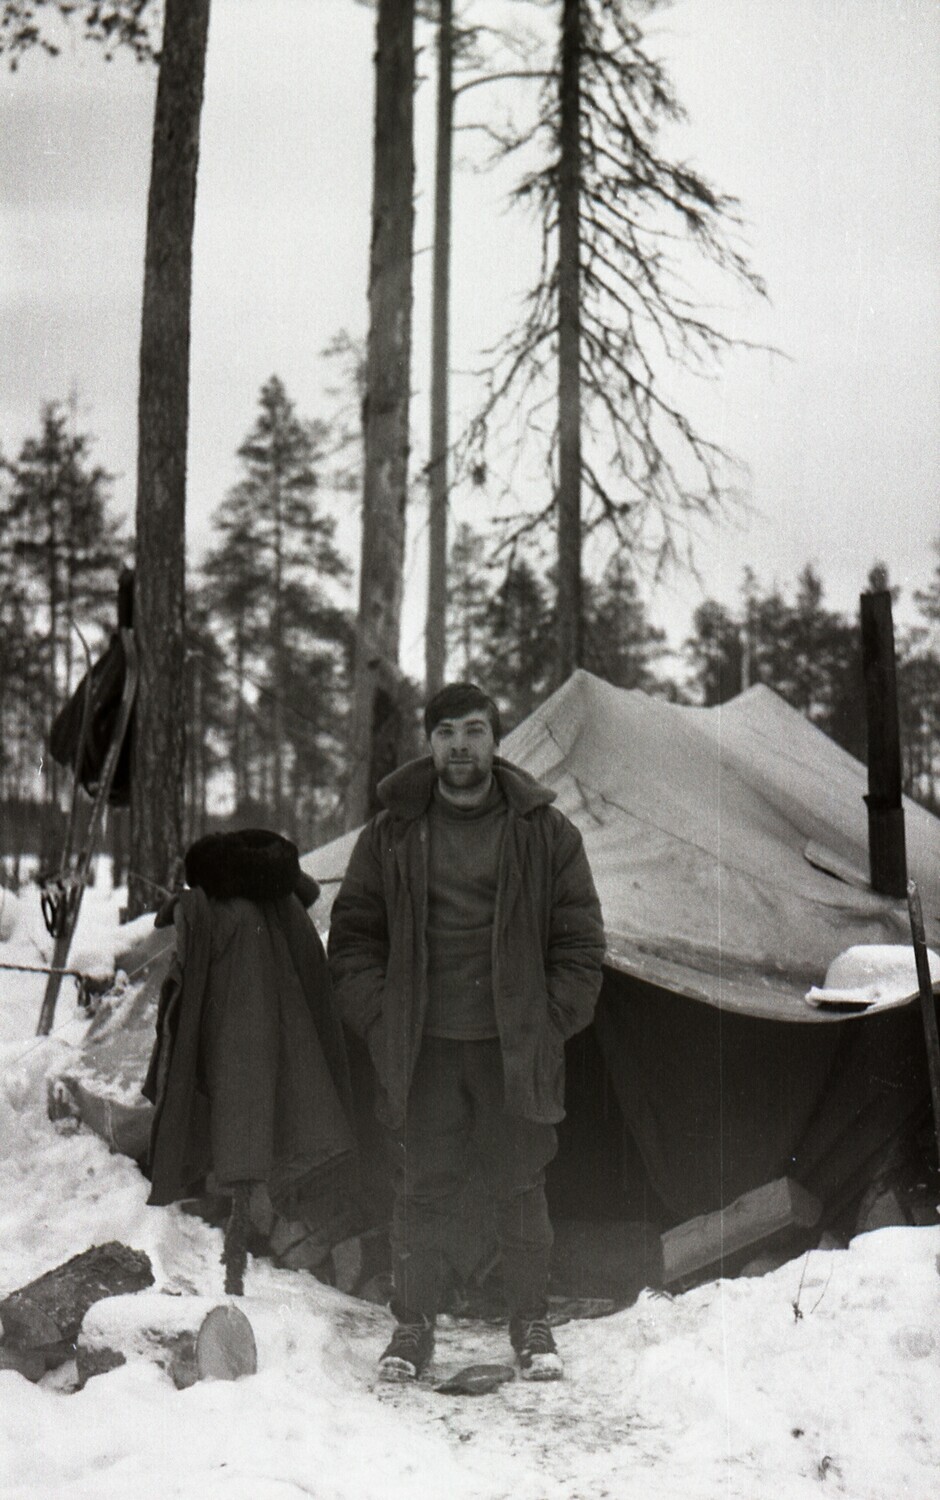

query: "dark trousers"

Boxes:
[389, 1035, 557, 1322]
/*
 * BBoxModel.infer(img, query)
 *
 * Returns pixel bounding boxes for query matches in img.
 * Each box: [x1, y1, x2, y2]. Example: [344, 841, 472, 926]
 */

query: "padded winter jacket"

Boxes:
[144, 887, 356, 1207]
[327, 756, 605, 1128]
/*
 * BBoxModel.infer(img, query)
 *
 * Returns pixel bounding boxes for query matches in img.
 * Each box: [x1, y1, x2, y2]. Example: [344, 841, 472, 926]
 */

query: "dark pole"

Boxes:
[860, 589, 907, 897]
[117, 566, 135, 630]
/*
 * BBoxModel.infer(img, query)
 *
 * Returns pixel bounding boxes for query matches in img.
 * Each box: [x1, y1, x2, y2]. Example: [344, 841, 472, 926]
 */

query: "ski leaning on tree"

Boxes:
[328, 682, 605, 1383]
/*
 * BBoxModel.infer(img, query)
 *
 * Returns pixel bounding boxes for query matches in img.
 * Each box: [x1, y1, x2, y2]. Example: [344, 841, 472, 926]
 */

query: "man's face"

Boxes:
[428, 710, 497, 790]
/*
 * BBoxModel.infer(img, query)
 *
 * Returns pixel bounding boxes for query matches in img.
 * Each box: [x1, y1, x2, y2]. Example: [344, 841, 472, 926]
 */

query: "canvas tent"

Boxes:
[50, 670, 939, 1293]
[302, 670, 940, 1233]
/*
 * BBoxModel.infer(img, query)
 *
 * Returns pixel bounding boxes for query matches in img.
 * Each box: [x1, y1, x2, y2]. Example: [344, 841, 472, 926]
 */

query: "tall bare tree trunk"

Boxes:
[128, 0, 211, 917]
[184, 648, 203, 846]
[346, 0, 415, 828]
[272, 468, 285, 832]
[233, 630, 247, 815]
[44, 493, 60, 858]
[555, 0, 583, 686]
[425, 0, 453, 696]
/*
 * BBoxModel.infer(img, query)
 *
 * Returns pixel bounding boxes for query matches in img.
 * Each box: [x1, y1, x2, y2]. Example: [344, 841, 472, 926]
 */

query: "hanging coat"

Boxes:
[143, 885, 356, 1209]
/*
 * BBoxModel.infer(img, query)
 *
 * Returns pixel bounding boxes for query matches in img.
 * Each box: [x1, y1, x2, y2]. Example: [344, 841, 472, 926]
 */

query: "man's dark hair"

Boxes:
[424, 682, 501, 743]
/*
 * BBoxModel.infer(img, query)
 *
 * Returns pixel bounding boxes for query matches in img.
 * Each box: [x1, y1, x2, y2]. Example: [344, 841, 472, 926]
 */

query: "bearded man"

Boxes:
[328, 682, 604, 1382]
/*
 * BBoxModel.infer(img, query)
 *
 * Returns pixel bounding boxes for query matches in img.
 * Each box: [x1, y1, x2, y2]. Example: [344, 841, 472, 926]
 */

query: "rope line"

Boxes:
[0, 961, 85, 978]
[2, 940, 173, 1072]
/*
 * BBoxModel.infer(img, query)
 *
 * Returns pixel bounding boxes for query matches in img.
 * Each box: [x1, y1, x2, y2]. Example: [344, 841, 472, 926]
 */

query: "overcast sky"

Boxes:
[1, 0, 938, 670]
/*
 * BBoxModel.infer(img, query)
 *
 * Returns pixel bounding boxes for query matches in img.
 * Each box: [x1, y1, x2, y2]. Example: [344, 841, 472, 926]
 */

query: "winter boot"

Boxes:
[378, 1315, 435, 1382]
[510, 1314, 564, 1381]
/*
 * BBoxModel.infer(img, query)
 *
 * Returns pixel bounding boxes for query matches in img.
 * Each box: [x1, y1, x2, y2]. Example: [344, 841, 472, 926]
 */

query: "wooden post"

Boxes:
[906, 881, 940, 1168]
[860, 590, 907, 897]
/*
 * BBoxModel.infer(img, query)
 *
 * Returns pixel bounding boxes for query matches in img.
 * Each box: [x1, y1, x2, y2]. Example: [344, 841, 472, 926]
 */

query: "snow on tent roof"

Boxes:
[303, 670, 940, 1024]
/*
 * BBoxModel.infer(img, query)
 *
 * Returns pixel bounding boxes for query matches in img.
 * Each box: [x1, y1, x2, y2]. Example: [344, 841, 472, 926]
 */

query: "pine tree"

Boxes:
[445, 522, 492, 681]
[582, 554, 666, 691]
[0, 460, 44, 808]
[5, 404, 123, 686]
[3, 404, 124, 840]
[738, 569, 791, 698]
[182, 585, 229, 844]
[469, 0, 765, 683]
[913, 538, 940, 632]
[900, 538, 940, 811]
[747, 567, 860, 746]
[685, 600, 743, 706]
[201, 376, 350, 840]
[897, 648, 940, 814]
[687, 568, 864, 754]
[477, 557, 554, 728]
[0, 2, 157, 65]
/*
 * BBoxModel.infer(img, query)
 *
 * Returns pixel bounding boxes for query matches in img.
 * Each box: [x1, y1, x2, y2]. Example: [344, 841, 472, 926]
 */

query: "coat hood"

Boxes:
[377, 755, 556, 821]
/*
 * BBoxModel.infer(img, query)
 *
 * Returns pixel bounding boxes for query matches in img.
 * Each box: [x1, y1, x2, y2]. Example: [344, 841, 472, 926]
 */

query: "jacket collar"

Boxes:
[377, 754, 556, 821]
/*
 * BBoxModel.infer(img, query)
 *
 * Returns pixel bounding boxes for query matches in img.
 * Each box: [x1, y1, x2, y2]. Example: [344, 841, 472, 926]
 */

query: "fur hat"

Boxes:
[184, 829, 320, 907]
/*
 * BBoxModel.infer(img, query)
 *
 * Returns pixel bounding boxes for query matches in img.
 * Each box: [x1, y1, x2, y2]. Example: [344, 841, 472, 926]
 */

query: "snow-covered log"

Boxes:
[77, 1295, 261, 1388]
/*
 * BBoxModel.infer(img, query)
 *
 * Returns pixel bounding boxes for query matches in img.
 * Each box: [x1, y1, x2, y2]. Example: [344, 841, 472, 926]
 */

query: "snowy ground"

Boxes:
[1, 882, 939, 1500]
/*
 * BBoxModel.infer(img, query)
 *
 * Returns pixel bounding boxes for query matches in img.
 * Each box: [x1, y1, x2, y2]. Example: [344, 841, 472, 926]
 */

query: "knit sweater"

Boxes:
[423, 777, 508, 1039]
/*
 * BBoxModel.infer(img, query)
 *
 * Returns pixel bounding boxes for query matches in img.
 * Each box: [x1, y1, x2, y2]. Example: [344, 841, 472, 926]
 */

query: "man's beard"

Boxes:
[438, 757, 491, 789]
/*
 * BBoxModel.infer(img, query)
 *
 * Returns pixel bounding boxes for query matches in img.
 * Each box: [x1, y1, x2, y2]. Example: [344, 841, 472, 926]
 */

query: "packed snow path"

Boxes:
[1, 885, 938, 1499]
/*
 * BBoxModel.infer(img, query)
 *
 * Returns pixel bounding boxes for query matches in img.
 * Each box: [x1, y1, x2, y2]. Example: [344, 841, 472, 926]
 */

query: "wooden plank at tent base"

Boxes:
[661, 1176, 822, 1287]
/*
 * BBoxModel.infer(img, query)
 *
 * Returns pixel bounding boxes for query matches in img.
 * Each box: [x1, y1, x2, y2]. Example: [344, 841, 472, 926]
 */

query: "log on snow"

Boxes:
[78, 1294, 259, 1389]
[0, 1242, 154, 1353]
[0, 1344, 48, 1382]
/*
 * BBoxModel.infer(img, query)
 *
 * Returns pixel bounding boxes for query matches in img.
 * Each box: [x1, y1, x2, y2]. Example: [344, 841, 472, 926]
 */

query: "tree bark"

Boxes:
[346, 0, 415, 828]
[45, 486, 61, 856]
[425, 0, 453, 697]
[233, 627, 247, 814]
[0, 1242, 154, 1353]
[555, 0, 583, 688]
[128, 0, 211, 916]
